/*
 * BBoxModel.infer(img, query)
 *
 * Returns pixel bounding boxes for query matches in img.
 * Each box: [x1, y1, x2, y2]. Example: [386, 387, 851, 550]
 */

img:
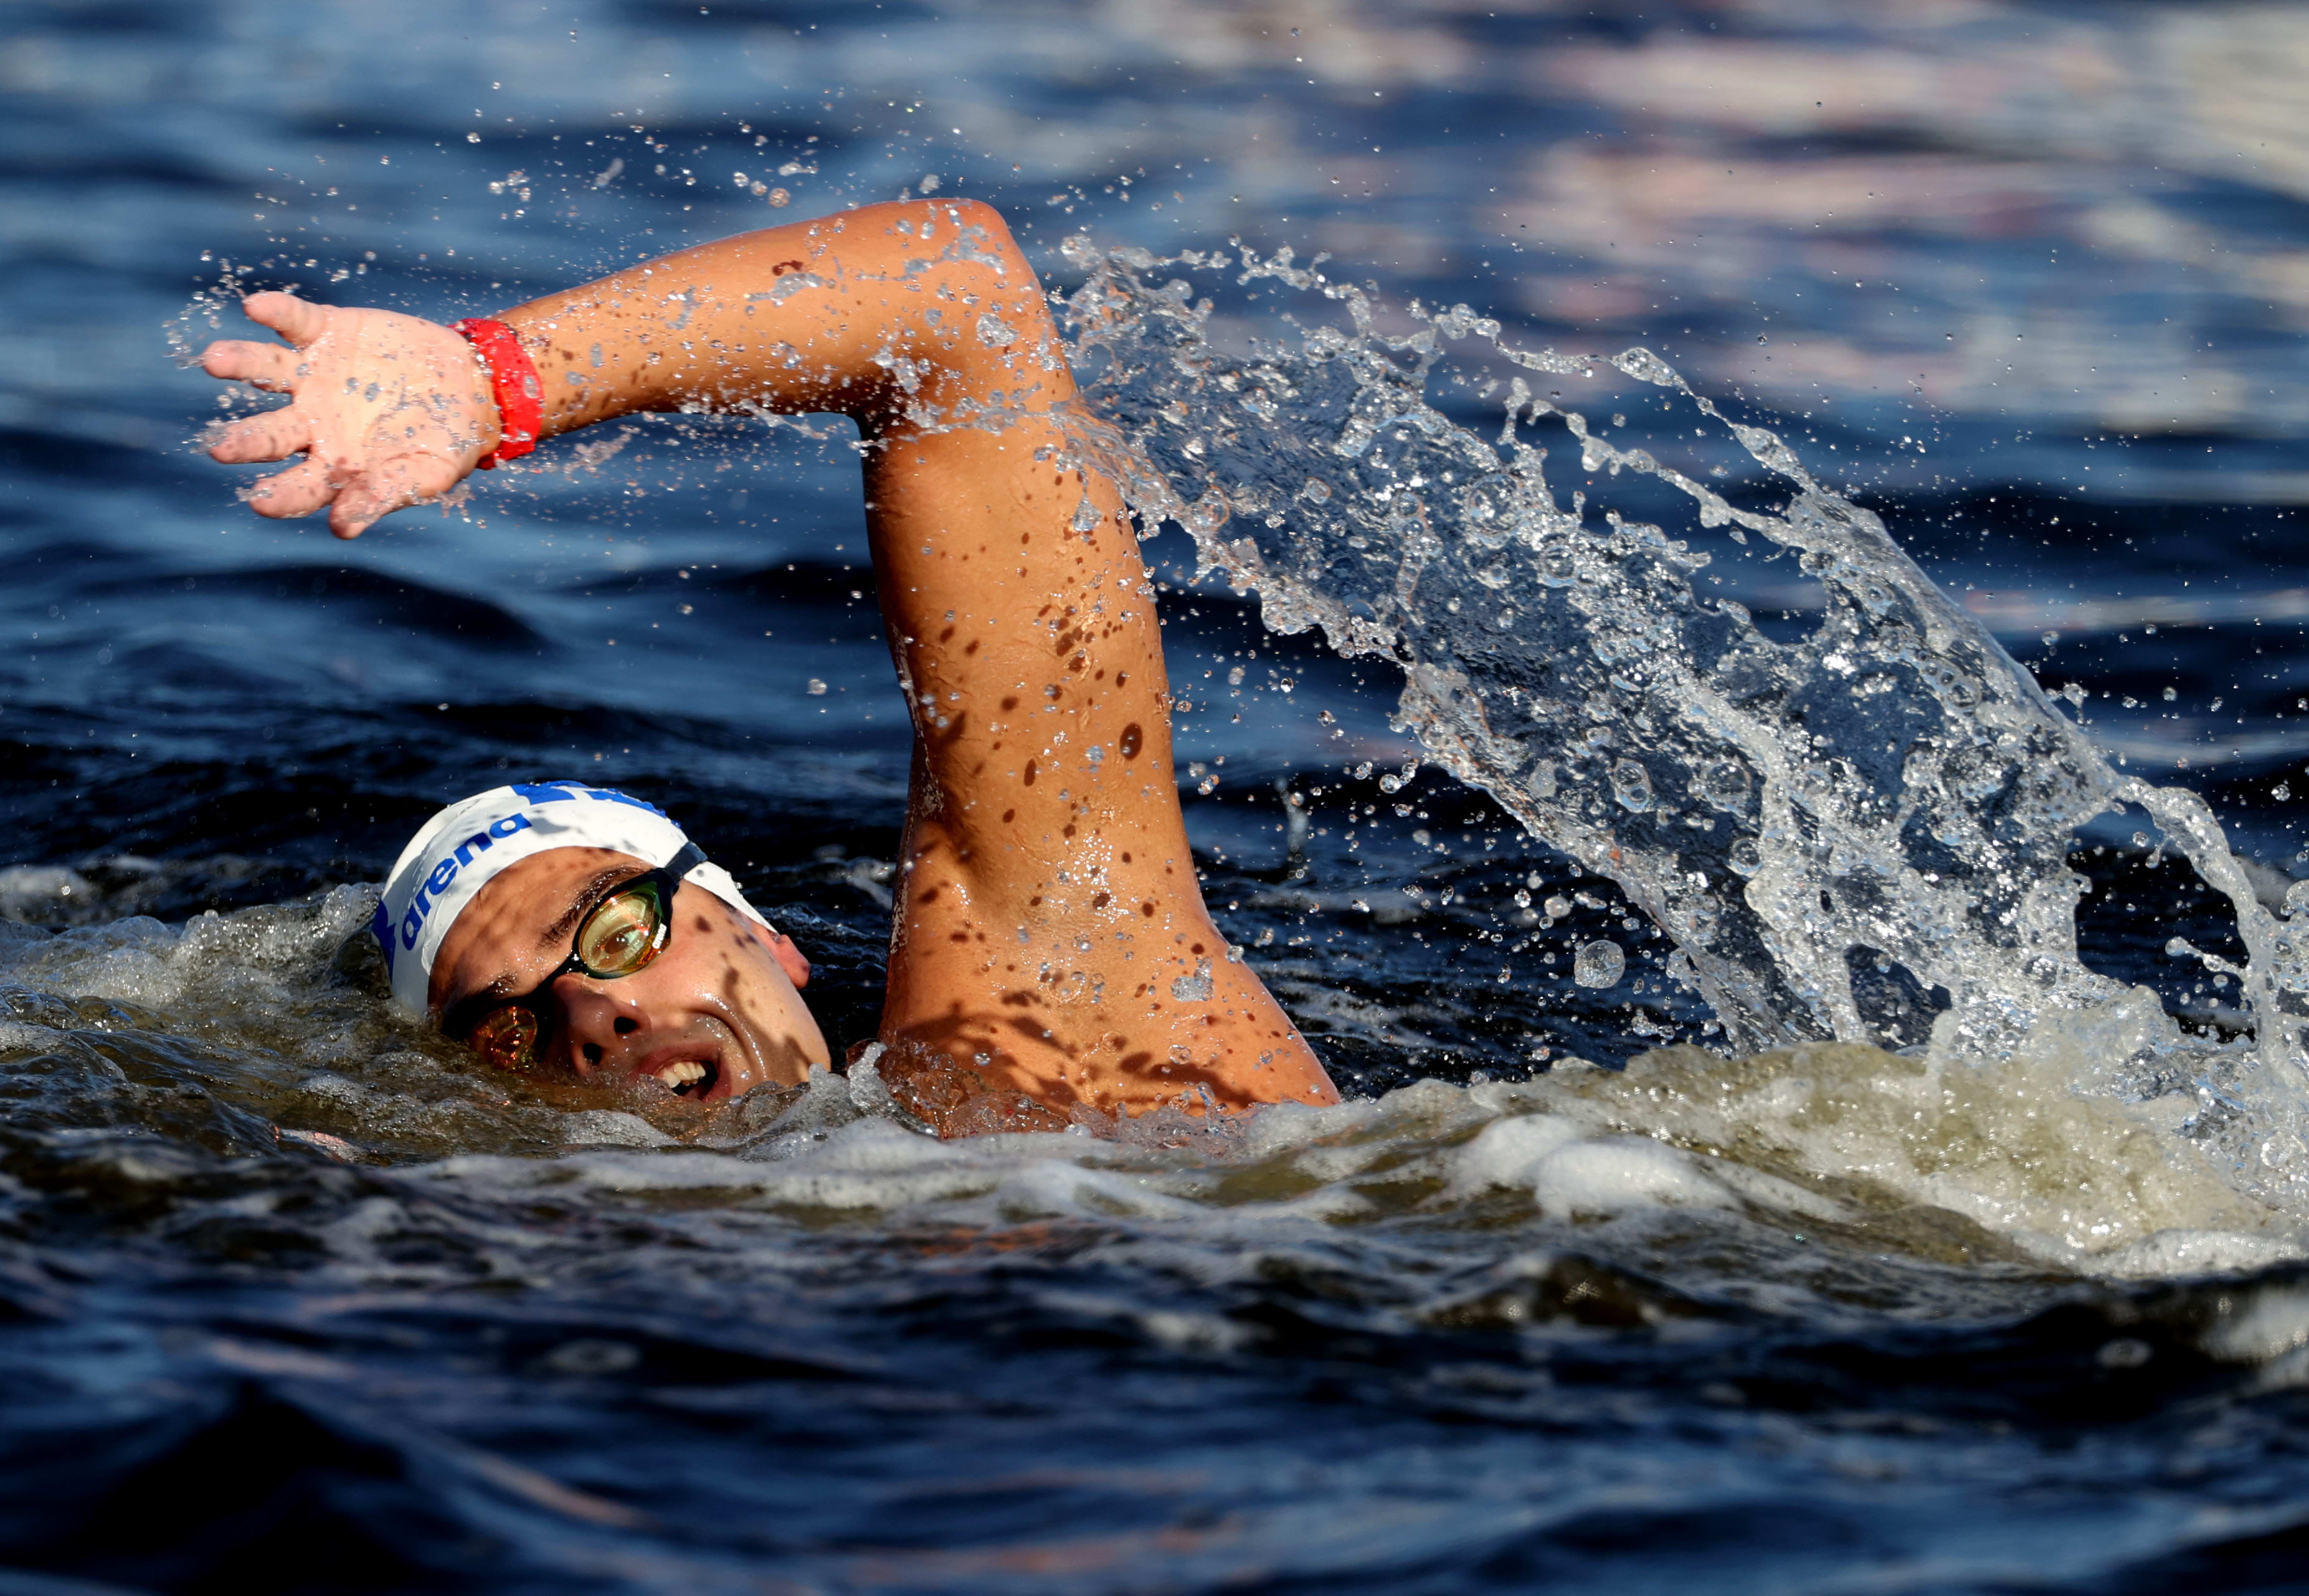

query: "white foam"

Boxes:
[362, 1043, 2309, 1275]
[1238, 1097, 1382, 1159]
[1486, 1020, 2308, 1271]
[0, 1021, 59, 1056]
[1446, 1113, 1585, 1194]
[2202, 1283, 2309, 1362]
[2094, 1229, 2309, 1280]
[1529, 1136, 1733, 1220]
[10, 884, 2307, 1282]
[496, 1119, 1086, 1214]
[0, 865, 95, 924]
[560, 1111, 675, 1148]
[981, 1155, 1203, 1222]
[1698, 1159, 1849, 1225]
[1, 885, 374, 1013]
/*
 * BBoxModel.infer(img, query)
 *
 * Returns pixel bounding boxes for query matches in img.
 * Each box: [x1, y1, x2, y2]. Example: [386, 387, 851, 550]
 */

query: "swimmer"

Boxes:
[198, 199, 1340, 1135]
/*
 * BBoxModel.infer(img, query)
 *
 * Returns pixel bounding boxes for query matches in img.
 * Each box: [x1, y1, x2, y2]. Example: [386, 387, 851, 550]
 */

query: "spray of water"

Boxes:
[1049, 235, 2309, 1197]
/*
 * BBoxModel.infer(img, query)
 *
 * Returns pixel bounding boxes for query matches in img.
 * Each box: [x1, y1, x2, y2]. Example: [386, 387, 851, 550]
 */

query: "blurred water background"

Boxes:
[7, 1, 2309, 1590]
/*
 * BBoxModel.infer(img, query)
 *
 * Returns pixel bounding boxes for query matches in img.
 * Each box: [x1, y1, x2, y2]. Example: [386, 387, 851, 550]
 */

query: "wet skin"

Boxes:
[428, 848, 828, 1103]
[201, 198, 1340, 1130]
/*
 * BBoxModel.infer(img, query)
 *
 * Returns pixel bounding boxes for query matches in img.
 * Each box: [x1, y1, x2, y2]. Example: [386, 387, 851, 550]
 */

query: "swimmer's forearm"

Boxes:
[491, 201, 1069, 439]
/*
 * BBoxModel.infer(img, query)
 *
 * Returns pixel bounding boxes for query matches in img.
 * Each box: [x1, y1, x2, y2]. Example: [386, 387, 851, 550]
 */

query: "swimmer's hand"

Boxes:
[199, 292, 497, 539]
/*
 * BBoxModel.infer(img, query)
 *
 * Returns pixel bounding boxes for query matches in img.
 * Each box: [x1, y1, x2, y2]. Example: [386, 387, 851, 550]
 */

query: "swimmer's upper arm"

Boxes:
[501, 198, 1191, 918]
[855, 336, 1332, 1115]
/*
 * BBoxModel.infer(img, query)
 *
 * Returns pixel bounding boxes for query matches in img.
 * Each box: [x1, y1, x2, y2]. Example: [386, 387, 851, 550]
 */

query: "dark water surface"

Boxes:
[8, 1, 2309, 1590]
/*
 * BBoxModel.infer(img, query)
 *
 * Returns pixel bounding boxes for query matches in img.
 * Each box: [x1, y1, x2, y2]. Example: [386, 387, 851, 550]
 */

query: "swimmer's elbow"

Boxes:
[940, 198, 1019, 248]
[920, 198, 1035, 282]
[733, 197, 1031, 284]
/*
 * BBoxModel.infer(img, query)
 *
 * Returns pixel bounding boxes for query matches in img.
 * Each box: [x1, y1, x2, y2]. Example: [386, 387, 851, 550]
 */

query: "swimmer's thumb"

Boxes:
[330, 453, 466, 539]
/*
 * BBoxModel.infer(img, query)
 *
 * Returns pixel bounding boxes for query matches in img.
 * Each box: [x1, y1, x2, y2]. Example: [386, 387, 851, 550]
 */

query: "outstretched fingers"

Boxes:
[200, 339, 301, 392]
[328, 451, 465, 539]
[239, 291, 333, 349]
[240, 456, 342, 521]
[207, 408, 313, 465]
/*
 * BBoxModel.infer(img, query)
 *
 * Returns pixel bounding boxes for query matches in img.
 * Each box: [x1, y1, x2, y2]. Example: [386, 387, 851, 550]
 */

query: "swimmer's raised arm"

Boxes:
[199, 202, 1058, 536]
[201, 201, 1339, 1129]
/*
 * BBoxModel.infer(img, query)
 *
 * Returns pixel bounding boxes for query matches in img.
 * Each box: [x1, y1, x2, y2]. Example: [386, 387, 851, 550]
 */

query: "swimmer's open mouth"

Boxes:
[652, 1057, 720, 1097]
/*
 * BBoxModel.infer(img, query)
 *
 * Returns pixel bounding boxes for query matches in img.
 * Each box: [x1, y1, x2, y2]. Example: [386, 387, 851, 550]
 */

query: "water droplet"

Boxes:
[1611, 347, 1677, 386]
[1698, 759, 1751, 809]
[1609, 758, 1653, 812]
[1573, 940, 1626, 988]
[1170, 959, 1215, 1002]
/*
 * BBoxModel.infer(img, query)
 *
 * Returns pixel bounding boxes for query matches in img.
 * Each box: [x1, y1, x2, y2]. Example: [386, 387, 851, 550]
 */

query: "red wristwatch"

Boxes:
[449, 318, 543, 468]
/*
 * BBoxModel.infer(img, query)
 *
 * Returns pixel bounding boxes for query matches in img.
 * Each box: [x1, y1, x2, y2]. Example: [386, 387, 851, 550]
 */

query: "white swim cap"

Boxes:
[370, 780, 774, 1017]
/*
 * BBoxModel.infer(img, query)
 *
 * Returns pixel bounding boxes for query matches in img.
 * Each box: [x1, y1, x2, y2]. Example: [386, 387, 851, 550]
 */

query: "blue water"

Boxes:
[6, 1, 2309, 1589]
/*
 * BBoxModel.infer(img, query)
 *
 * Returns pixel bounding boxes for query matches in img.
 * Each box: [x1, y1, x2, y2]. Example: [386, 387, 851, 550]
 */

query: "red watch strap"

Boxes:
[449, 318, 543, 468]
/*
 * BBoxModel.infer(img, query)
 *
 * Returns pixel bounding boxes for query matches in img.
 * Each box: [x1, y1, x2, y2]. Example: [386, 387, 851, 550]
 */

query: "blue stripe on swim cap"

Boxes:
[370, 897, 396, 978]
[509, 780, 668, 816]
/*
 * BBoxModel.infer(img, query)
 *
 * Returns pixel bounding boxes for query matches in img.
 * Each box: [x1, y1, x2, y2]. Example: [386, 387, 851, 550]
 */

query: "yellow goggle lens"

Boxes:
[576, 887, 666, 976]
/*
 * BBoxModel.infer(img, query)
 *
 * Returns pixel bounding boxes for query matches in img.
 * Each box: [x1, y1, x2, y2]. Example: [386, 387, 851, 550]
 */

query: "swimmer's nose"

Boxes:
[553, 980, 651, 1080]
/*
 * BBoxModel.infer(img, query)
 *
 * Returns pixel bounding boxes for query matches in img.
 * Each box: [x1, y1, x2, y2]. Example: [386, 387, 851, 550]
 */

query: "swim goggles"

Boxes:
[443, 843, 706, 1072]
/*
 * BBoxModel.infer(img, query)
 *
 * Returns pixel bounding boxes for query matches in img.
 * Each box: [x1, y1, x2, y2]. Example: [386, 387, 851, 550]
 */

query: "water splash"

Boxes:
[1053, 235, 2309, 1188]
[2, 886, 2293, 1272]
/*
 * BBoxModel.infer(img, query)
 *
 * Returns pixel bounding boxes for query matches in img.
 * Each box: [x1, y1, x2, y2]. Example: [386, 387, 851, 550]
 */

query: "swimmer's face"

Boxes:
[428, 848, 830, 1101]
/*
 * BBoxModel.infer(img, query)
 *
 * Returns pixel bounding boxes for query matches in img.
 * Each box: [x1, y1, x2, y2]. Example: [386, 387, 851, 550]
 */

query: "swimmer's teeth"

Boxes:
[657, 1060, 708, 1092]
